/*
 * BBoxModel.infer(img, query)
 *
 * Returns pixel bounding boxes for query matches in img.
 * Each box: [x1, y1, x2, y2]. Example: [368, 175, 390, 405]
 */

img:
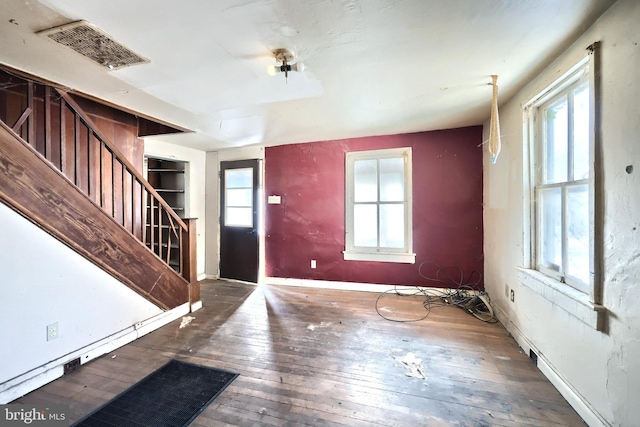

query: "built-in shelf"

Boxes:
[144, 157, 186, 218]
[144, 156, 187, 273]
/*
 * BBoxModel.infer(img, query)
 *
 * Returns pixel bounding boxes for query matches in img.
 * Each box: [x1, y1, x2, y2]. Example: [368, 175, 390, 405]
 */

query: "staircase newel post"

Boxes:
[182, 218, 200, 308]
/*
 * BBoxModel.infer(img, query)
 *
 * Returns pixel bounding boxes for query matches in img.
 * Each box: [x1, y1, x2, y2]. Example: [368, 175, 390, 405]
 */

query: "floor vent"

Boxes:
[63, 358, 81, 374]
[529, 349, 538, 366]
[38, 20, 149, 70]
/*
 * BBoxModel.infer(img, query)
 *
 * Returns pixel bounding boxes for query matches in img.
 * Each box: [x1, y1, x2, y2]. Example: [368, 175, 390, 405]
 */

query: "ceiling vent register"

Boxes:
[38, 20, 149, 70]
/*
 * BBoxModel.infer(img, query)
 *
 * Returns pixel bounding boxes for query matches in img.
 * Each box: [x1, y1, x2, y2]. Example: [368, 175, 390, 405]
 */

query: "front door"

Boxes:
[219, 159, 260, 283]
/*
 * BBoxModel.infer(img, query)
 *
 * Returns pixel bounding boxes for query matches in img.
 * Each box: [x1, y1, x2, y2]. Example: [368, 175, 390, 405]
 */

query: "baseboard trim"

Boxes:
[190, 300, 203, 312]
[493, 304, 608, 427]
[265, 277, 422, 293]
[0, 303, 190, 404]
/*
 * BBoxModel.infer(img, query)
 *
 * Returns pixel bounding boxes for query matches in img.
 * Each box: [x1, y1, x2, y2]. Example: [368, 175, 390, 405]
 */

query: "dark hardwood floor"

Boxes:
[15, 280, 585, 426]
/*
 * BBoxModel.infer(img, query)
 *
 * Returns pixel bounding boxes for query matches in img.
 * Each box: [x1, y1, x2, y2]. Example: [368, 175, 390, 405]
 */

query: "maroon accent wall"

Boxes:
[265, 126, 484, 288]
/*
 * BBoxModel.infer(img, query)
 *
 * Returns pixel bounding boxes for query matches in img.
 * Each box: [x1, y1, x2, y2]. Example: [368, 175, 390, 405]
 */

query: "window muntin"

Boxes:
[344, 147, 415, 263]
[532, 63, 592, 293]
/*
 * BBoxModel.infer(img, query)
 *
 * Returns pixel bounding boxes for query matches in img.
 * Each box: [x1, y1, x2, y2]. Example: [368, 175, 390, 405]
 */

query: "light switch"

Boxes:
[268, 195, 282, 204]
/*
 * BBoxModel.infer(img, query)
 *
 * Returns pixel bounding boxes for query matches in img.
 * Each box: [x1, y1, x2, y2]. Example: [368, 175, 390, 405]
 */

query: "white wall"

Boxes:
[0, 203, 163, 388]
[144, 139, 207, 278]
[205, 150, 219, 277]
[0, 136, 205, 400]
[483, 1, 639, 425]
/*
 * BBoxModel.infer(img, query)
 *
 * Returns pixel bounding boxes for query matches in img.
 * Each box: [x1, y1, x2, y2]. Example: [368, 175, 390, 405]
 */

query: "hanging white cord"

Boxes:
[489, 75, 501, 163]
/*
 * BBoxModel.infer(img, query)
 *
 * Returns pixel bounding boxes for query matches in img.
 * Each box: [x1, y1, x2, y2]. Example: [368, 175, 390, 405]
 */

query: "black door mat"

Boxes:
[72, 359, 238, 427]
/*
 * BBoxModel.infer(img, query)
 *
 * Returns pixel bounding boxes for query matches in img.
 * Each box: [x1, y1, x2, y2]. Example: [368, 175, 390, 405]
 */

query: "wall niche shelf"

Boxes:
[144, 156, 187, 272]
[145, 157, 186, 218]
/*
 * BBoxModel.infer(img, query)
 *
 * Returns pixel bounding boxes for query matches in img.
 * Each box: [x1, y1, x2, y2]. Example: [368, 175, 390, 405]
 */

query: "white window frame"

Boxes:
[533, 63, 591, 292]
[521, 43, 604, 330]
[343, 147, 415, 264]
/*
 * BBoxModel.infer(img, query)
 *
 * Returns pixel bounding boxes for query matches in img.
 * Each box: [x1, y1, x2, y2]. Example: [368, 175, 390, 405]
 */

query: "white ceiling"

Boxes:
[0, 0, 615, 151]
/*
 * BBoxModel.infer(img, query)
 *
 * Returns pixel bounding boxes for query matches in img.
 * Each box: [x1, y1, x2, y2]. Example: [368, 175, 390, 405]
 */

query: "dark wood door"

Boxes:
[219, 159, 260, 283]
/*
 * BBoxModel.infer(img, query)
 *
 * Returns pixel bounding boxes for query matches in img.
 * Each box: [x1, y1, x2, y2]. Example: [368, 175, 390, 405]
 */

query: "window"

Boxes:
[526, 57, 594, 294]
[224, 167, 253, 227]
[344, 147, 415, 263]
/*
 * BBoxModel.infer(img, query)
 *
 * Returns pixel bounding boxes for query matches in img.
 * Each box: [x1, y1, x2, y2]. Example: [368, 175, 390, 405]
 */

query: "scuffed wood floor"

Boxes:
[15, 280, 585, 426]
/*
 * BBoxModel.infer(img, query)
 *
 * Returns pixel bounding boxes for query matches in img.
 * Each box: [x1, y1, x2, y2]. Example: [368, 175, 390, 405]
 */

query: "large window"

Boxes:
[344, 147, 415, 263]
[527, 58, 593, 293]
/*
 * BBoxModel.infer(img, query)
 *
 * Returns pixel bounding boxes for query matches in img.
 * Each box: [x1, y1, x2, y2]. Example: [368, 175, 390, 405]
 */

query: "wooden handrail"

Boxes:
[0, 71, 194, 283]
[0, 119, 189, 309]
[56, 90, 188, 231]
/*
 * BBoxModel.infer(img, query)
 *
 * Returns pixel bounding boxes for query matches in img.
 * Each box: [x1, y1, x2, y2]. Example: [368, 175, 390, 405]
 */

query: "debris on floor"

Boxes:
[179, 316, 195, 329]
[307, 321, 331, 331]
[397, 352, 426, 379]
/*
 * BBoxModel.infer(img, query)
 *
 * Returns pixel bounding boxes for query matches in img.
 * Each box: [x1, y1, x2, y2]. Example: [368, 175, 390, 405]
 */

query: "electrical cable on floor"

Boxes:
[375, 261, 497, 323]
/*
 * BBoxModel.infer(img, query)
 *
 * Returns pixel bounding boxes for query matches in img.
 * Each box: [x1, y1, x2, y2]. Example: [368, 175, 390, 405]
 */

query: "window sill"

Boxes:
[343, 251, 416, 264]
[517, 268, 605, 331]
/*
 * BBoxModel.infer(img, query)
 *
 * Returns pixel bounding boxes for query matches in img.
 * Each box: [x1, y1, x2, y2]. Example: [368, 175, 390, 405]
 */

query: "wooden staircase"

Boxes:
[0, 70, 198, 310]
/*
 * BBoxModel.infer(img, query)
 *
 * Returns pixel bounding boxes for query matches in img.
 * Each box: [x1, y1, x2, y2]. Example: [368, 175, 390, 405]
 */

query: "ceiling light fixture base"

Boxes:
[273, 48, 295, 64]
[267, 48, 304, 79]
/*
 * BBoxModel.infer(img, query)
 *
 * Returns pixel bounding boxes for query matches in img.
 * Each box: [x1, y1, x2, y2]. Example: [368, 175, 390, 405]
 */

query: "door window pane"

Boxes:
[227, 188, 252, 207]
[226, 168, 252, 188]
[225, 168, 253, 227]
[379, 158, 404, 202]
[380, 204, 404, 248]
[226, 207, 252, 227]
[354, 204, 377, 247]
[539, 187, 562, 270]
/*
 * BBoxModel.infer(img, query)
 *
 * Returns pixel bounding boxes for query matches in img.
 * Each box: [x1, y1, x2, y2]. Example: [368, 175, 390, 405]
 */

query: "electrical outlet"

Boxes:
[47, 322, 59, 341]
[510, 289, 515, 302]
[311, 260, 316, 269]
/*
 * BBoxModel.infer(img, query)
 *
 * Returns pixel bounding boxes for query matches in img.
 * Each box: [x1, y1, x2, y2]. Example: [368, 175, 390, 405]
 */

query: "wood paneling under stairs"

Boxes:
[15, 281, 586, 426]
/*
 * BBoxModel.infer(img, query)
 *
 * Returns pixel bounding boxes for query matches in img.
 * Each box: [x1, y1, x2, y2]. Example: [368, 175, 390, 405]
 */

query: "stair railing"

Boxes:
[1, 77, 194, 282]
